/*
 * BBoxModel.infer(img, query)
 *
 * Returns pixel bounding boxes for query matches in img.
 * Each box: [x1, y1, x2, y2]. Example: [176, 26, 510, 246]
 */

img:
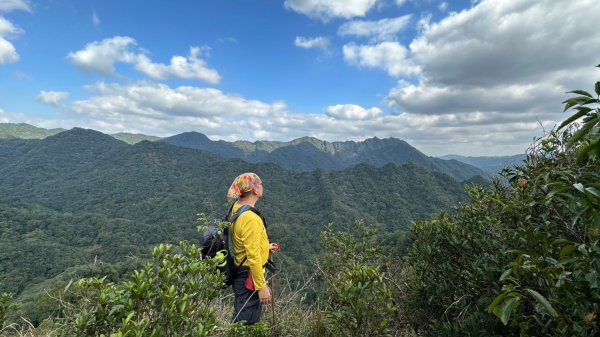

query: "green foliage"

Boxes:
[224, 321, 268, 337]
[64, 242, 225, 337]
[317, 221, 398, 336]
[0, 292, 17, 328]
[487, 128, 600, 336]
[558, 66, 600, 162]
[403, 184, 515, 335]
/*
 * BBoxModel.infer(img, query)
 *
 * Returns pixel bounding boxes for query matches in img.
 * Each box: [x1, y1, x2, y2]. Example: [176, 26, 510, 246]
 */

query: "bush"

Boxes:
[317, 221, 398, 336]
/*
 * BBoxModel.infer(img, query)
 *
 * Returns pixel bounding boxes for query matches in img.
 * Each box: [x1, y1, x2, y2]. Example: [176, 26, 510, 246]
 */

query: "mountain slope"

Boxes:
[111, 132, 161, 144]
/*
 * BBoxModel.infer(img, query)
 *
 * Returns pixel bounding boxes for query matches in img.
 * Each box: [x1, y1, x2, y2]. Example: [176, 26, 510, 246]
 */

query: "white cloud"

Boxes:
[67, 36, 137, 74]
[68, 37, 221, 83]
[438, 2, 448, 12]
[72, 81, 286, 121]
[326, 104, 382, 120]
[92, 12, 100, 26]
[294, 36, 330, 50]
[0, 0, 30, 12]
[343, 41, 419, 77]
[134, 47, 221, 83]
[36, 91, 70, 106]
[284, 0, 379, 21]
[338, 15, 411, 42]
[0, 2, 28, 64]
[409, 0, 600, 87]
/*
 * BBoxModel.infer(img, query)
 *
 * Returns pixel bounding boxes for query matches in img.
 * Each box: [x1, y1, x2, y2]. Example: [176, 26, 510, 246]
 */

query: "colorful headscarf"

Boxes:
[227, 172, 262, 201]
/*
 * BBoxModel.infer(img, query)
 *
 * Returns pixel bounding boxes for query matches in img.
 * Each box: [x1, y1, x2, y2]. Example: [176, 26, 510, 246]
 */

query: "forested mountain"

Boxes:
[0, 123, 65, 139]
[0, 123, 161, 144]
[0, 128, 469, 321]
[440, 154, 527, 175]
[2, 123, 488, 180]
[162, 132, 487, 180]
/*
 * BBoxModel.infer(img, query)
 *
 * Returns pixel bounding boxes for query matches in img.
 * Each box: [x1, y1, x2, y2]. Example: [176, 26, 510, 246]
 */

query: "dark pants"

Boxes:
[231, 272, 262, 324]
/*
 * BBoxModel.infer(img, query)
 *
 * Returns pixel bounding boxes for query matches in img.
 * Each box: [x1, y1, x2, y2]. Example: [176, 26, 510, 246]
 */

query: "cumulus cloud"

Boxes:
[343, 41, 419, 77]
[70, 81, 286, 125]
[68, 36, 221, 83]
[294, 36, 330, 50]
[134, 47, 221, 83]
[409, 0, 600, 87]
[326, 104, 382, 120]
[0, 1, 28, 64]
[36, 91, 70, 106]
[338, 15, 411, 42]
[67, 36, 137, 74]
[284, 0, 378, 21]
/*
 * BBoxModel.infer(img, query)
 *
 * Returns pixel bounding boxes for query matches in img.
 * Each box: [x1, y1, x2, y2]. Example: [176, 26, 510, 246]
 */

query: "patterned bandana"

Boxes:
[227, 172, 262, 202]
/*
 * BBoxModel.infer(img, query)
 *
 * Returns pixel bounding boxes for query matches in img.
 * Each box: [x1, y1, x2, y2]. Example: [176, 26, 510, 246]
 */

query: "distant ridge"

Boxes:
[1, 123, 489, 181]
[440, 154, 527, 175]
[0, 123, 65, 139]
[162, 132, 488, 181]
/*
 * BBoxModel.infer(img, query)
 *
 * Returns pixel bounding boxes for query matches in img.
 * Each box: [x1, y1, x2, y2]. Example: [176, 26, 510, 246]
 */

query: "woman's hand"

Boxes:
[258, 287, 271, 304]
[269, 243, 281, 252]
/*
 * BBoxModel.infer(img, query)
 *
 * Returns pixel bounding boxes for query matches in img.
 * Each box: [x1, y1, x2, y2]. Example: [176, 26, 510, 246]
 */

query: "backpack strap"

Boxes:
[227, 204, 252, 269]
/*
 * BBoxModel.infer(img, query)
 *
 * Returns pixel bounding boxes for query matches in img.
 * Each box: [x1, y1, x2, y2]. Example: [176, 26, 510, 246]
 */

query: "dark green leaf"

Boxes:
[586, 272, 598, 289]
[567, 90, 593, 98]
[560, 245, 577, 258]
[577, 140, 600, 163]
[526, 289, 558, 317]
[499, 296, 520, 325]
[559, 107, 592, 130]
[500, 269, 512, 281]
[566, 122, 595, 149]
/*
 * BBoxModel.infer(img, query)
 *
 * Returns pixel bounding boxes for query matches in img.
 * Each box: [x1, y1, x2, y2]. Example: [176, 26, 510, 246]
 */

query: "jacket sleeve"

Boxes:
[238, 215, 268, 290]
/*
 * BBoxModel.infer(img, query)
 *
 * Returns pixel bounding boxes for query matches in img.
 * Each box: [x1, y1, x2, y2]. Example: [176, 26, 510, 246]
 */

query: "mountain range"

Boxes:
[1, 123, 495, 180]
[160, 132, 489, 180]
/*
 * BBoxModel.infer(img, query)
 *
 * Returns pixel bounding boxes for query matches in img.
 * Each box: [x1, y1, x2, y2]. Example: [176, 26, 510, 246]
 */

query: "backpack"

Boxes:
[201, 204, 252, 286]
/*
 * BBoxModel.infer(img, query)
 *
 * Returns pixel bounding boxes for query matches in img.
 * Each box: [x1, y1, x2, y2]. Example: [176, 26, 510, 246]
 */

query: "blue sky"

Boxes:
[1, 0, 599, 156]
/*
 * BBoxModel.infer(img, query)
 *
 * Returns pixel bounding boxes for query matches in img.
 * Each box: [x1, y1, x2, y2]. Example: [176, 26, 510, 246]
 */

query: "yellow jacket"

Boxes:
[231, 203, 270, 290]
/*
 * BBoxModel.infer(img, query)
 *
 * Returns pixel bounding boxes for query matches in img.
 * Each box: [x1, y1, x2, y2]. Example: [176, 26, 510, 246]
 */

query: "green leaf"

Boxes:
[586, 272, 598, 289]
[585, 186, 600, 198]
[577, 140, 600, 163]
[574, 183, 585, 193]
[526, 289, 558, 317]
[560, 245, 577, 258]
[566, 122, 595, 149]
[567, 90, 593, 98]
[596, 81, 600, 96]
[558, 107, 591, 130]
[500, 269, 512, 281]
[499, 296, 520, 325]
